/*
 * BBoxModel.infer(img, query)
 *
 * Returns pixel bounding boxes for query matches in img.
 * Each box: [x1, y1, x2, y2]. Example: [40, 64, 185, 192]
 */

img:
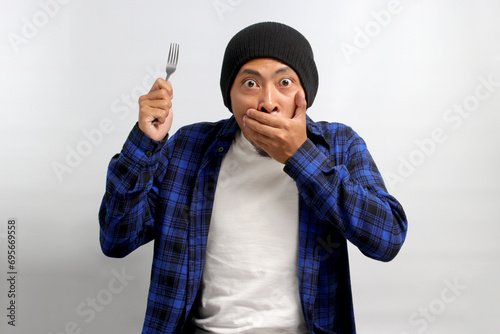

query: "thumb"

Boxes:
[149, 77, 171, 93]
[293, 90, 307, 119]
[148, 78, 162, 93]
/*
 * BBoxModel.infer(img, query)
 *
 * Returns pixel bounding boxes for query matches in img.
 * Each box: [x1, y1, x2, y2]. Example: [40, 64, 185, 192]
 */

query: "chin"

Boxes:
[247, 137, 271, 158]
[251, 143, 270, 158]
[255, 147, 270, 158]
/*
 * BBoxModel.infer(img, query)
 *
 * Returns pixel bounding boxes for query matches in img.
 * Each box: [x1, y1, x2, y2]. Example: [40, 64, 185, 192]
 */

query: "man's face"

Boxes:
[229, 58, 305, 152]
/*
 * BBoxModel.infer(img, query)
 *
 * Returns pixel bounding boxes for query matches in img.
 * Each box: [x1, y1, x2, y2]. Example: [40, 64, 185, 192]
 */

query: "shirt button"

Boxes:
[145, 150, 153, 157]
[218, 147, 224, 153]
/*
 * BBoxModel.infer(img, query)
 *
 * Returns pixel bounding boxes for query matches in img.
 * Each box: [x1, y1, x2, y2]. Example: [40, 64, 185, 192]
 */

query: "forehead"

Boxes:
[236, 58, 298, 76]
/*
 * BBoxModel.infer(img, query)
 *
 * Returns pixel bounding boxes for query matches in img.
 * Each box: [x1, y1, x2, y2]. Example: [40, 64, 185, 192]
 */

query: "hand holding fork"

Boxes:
[138, 43, 180, 141]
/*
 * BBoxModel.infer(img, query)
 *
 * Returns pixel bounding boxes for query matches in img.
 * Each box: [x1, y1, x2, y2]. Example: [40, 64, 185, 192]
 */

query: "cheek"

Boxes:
[230, 103, 248, 130]
[231, 93, 254, 116]
[230, 89, 249, 110]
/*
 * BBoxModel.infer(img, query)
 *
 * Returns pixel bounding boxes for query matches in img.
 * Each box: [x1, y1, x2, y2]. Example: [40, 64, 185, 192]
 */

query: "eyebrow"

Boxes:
[239, 66, 293, 77]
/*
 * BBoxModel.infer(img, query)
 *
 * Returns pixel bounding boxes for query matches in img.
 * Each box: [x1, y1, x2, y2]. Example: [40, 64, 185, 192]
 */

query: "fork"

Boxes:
[166, 43, 179, 81]
[152, 43, 179, 125]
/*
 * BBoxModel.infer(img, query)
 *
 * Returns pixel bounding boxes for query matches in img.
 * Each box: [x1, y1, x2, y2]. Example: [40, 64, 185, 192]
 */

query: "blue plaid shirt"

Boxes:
[99, 115, 407, 333]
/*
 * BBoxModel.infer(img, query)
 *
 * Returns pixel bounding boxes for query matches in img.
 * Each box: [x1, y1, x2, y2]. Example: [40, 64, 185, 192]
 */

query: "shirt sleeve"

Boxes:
[98, 123, 169, 258]
[284, 124, 408, 262]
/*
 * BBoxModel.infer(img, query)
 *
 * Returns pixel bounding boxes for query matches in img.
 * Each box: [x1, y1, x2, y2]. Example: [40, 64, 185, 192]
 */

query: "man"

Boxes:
[99, 22, 408, 333]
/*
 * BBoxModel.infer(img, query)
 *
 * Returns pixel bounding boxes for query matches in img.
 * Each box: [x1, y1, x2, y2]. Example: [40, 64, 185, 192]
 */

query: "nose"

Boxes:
[258, 84, 279, 113]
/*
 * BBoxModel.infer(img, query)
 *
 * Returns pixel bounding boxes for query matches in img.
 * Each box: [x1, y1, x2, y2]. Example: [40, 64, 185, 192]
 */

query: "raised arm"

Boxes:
[99, 78, 173, 257]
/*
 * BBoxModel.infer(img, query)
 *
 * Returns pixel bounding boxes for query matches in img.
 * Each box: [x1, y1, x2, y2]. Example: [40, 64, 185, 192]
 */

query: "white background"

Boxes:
[1, 0, 499, 333]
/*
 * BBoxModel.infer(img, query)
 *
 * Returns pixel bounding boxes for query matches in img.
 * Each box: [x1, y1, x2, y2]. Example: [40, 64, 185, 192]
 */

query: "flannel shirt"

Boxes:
[99, 115, 408, 333]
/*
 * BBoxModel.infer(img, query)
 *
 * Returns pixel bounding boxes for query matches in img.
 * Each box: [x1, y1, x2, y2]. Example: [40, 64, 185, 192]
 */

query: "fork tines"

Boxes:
[166, 43, 179, 81]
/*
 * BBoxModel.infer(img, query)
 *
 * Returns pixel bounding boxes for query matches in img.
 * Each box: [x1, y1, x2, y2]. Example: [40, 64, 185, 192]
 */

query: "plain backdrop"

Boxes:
[1, 1, 499, 333]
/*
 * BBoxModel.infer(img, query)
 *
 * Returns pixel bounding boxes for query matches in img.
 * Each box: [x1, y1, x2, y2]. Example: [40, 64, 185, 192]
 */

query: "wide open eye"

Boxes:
[244, 79, 257, 88]
[280, 78, 292, 87]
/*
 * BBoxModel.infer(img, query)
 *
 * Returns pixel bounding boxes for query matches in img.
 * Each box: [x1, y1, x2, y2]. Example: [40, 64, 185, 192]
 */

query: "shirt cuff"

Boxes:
[121, 123, 168, 166]
[284, 139, 348, 183]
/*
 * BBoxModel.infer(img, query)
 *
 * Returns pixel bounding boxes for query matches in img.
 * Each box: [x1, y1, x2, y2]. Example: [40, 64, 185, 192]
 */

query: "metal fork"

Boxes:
[152, 43, 179, 125]
[166, 43, 179, 81]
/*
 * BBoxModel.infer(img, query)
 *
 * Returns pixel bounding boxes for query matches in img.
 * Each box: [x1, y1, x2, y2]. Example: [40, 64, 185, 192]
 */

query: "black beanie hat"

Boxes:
[220, 22, 319, 112]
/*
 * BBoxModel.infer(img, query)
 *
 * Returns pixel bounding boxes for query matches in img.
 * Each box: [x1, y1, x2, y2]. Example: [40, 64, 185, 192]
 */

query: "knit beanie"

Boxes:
[220, 22, 319, 112]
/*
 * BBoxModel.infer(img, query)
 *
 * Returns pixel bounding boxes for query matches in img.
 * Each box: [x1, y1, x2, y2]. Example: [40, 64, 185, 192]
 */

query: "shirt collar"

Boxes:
[216, 115, 239, 140]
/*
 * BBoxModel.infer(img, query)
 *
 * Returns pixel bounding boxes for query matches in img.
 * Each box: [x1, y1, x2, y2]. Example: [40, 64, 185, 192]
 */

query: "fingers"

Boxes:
[244, 89, 307, 128]
[293, 90, 307, 119]
[143, 80, 173, 107]
[140, 104, 169, 123]
[139, 94, 171, 122]
[244, 109, 281, 131]
[140, 78, 173, 115]
[138, 78, 174, 141]
[149, 77, 173, 97]
[242, 90, 308, 163]
[139, 90, 172, 110]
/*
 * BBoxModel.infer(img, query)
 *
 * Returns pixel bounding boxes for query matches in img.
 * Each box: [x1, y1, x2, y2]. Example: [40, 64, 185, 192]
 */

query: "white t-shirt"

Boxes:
[192, 131, 308, 333]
